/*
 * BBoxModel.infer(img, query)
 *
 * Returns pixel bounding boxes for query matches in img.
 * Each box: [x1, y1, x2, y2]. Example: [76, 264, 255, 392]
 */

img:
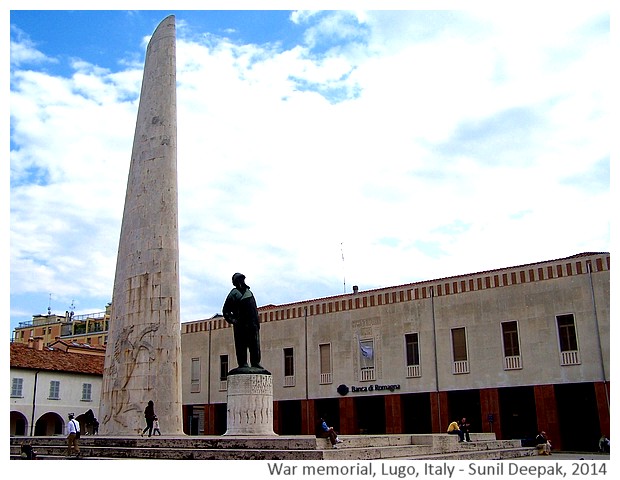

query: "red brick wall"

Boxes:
[534, 385, 561, 450]
[385, 395, 404, 434]
[431, 391, 449, 433]
[301, 399, 316, 435]
[594, 381, 610, 437]
[339, 396, 357, 434]
[479, 388, 502, 438]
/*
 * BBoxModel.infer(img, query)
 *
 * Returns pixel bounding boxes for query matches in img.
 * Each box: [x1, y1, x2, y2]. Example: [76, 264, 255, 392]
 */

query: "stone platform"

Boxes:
[10, 433, 537, 460]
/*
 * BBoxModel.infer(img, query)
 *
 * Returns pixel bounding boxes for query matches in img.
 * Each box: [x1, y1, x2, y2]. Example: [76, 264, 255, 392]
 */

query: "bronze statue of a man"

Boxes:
[223, 273, 270, 375]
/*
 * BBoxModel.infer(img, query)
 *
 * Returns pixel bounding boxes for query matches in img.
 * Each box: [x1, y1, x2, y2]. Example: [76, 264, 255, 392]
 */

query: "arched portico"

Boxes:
[10, 411, 28, 436]
[34, 411, 63, 436]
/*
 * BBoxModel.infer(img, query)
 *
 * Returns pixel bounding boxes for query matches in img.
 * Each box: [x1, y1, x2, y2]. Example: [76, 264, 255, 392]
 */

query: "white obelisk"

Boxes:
[99, 15, 183, 435]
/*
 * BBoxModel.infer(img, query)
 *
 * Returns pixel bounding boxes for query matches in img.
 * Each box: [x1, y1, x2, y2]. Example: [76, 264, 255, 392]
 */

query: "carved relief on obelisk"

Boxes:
[99, 15, 183, 435]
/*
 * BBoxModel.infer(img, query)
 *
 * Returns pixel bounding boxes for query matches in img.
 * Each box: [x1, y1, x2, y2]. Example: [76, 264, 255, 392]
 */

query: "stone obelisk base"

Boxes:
[224, 374, 276, 436]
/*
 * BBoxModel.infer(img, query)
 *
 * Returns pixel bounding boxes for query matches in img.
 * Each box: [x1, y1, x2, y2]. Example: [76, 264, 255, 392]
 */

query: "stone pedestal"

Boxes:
[225, 374, 276, 436]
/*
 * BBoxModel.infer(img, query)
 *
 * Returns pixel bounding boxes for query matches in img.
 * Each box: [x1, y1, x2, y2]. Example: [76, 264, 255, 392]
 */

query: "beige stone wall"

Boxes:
[181, 253, 609, 405]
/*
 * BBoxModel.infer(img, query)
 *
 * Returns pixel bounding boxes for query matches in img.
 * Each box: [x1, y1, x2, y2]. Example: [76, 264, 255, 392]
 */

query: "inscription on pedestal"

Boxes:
[252, 374, 272, 394]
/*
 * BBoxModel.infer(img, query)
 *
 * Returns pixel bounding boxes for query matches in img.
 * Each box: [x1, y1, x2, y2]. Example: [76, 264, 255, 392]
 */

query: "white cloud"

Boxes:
[9, 25, 55, 66]
[10, 10, 609, 329]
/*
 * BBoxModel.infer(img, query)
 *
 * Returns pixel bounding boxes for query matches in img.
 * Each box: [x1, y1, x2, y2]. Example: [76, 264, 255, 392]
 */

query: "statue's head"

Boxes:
[232, 273, 246, 287]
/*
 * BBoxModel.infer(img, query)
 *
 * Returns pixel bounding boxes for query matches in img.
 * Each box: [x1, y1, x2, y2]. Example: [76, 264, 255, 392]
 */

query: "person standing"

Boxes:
[223, 273, 267, 372]
[66, 413, 81, 457]
[141, 400, 156, 437]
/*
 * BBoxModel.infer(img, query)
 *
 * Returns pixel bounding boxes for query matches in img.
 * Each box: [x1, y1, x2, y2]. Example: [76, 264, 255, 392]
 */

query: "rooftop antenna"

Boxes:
[341, 242, 346, 294]
[47, 293, 52, 315]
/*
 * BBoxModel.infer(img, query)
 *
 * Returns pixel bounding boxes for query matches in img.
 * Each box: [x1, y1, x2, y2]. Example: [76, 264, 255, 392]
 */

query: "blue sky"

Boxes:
[7, 5, 611, 340]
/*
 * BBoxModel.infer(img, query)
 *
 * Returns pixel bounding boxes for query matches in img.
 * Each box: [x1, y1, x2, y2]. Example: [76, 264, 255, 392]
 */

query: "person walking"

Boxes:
[141, 400, 156, 437]
[153, 416, 162, 435]
[66, 413, 81, 457]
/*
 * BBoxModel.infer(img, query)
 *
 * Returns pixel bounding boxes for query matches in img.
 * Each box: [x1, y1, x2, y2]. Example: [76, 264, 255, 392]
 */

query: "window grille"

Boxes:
[406, 364, 421, 378]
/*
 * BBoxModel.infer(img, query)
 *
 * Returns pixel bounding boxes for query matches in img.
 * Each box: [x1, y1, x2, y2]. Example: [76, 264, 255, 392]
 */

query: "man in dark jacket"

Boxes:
[141, 400, 155, 437]
[223, 273, 269, 374]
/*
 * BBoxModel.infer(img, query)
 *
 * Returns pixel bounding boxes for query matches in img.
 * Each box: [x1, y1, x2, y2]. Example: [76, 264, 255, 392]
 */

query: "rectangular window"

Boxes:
[49, 380, 60, 400]
[284, 348, 294, 376]
[451, 327, 469, 374]
[359, 339, 375, 381]
[219, 355, 229, 391]
[219, 355, 228, 381]
[284, 347, 295, 387]
[557, 314, 578, 351]
[556, 314, 580, 365]
[502, 321, 520, 356]
[405, 333, 421, 377]
[451, 328, 467, 361]
[11, 378, 24, 397]
[191, 358, 201, 393]
[81, 383, 92, 401]
[319, 343, 332, 384]
[501, 321, 522, 370]
[405, 333, 420, 365]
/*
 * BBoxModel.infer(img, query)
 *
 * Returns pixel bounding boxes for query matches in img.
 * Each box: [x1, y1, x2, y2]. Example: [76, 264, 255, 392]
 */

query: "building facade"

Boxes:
[10, 339, 104, 436]
[12, 305, 110, 347]
[181, 252, 610, 452]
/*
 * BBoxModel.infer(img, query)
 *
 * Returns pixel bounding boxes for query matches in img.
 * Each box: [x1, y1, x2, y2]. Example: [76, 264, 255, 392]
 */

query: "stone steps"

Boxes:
[417, 447, 537, 460]
[319, 434, 534, 460]
[10, 434, 538, 460]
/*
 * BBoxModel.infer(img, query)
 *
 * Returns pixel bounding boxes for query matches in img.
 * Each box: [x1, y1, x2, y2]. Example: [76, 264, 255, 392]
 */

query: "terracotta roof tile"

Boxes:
[10, 343, 104, 375]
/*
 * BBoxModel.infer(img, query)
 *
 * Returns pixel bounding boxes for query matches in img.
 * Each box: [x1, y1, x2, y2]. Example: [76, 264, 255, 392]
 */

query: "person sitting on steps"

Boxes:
[447, 419, 465, 442]
[536, 430, 552, 455]
[459, 417, 472, 442]
[317, 417, 343, 448]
